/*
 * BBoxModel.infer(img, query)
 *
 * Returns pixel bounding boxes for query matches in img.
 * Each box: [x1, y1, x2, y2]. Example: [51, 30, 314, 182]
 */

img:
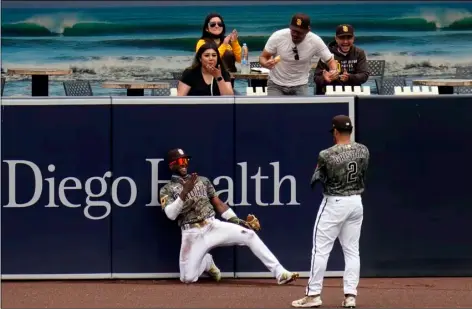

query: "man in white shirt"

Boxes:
[259, 13, 339, 96]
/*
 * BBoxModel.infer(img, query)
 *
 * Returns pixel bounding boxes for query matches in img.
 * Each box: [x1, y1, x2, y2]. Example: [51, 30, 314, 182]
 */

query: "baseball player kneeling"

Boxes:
[159, 148, 299, 285]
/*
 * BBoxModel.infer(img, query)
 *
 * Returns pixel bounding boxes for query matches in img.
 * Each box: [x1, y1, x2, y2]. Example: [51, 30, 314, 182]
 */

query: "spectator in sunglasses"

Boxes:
[259, 13, 338, 96]
[178, 41, 233, 96]
[196, 13, 241, 87]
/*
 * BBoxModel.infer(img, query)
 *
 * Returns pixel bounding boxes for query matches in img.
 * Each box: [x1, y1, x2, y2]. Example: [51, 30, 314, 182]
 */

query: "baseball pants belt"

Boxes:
[323, 194, 361, 202]
[181, 217, 214, 230]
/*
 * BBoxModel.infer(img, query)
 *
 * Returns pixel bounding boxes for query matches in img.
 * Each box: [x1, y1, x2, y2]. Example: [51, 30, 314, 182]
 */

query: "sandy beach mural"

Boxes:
[2, 0, 472, 96]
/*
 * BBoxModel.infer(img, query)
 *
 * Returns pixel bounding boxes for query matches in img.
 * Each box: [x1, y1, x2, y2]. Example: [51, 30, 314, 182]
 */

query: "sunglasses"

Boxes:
[292, 46, 299, 61]
[209, 22, 224, 28]
[170, 157, 189, 166]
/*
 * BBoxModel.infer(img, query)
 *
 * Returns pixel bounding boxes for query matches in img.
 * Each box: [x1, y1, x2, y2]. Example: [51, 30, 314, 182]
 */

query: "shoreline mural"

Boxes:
[2, 1, 472, 95]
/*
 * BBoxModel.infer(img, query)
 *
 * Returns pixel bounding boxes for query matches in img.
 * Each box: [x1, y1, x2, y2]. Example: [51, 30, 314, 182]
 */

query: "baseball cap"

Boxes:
[167, 148, 192, 163]
[329, 115, 353, 133]
[290, 13, 311, 30]
[336, 24, 354, 37]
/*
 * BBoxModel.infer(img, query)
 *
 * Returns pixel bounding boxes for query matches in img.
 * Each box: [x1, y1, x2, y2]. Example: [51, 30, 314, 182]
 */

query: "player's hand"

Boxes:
[340, 69, 349, 82]
[264, 58, 276, 69]
[180, 173, 198, 200]
[206, 64, 222, 78]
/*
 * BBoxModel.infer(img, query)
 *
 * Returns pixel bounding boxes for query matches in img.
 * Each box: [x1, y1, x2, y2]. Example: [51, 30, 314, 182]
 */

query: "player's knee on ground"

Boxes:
[180, 271, 199, 284]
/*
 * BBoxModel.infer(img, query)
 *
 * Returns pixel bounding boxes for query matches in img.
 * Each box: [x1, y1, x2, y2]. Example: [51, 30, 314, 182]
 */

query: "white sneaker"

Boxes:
[207, 262, 221, 282]
[277, 271, 299, 285]
[342, 295, 356, 308]
[291, 295, 322, 308]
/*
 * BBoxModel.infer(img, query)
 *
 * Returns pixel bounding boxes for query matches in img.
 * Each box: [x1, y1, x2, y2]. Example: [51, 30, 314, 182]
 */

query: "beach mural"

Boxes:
[2, 1, 472, 96]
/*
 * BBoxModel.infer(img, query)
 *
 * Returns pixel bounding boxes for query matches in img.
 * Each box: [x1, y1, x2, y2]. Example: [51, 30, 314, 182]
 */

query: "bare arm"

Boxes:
[203, 177, 242, 223]
[177, 81, 191, 96]
[314, 36, 338, 77]
[210, 196, 247, 225]
[216, 78, 234, 96]
[210, 196, 231, 214]
[326, 57, 338, 72]
[259, 49, 276, 69]
[177, 69, 193, 96]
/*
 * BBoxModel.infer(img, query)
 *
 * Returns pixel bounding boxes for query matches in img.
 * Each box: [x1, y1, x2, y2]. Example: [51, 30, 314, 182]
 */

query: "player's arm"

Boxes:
[160, 174, 198, 220]
[160, 186, 182, 221]
[361, 147, 370, 181]
[203, 177, 246, 225]
[310, 152, 327, 189]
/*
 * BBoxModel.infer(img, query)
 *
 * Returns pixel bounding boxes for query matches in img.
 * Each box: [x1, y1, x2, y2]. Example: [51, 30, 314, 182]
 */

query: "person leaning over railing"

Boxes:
[314, 24, 369, 95]
[259, 13, 338, 96]
[178, 41, 234, 96]
[196, 12, 241, 88]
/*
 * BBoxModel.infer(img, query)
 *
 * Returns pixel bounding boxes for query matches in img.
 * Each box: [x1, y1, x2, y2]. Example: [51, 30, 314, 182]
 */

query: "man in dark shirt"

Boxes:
[314, 25, 369, 95]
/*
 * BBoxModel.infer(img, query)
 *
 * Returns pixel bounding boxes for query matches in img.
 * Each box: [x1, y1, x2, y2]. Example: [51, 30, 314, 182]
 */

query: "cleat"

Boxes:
[342, 295, 356, 308]
[278, 271, 299, 285]
[207, 262, 221, 282]
[291, 295, 322, 308]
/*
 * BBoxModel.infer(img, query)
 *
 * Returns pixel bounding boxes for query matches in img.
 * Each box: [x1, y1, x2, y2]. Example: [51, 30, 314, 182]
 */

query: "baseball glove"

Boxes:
[246, 214, 261, 231]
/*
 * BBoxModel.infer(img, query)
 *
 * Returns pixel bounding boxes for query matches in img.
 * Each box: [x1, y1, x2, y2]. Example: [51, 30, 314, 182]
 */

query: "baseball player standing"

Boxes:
[291, 115, 369, 308]
[160, 148, 299, 285]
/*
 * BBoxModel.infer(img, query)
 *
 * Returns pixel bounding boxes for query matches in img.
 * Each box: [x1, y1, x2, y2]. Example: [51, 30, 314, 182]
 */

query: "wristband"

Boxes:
[221, 208, 237, 220]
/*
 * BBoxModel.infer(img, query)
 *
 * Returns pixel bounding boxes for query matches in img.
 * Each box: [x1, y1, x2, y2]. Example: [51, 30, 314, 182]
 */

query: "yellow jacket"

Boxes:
[196, 39, 242, 63]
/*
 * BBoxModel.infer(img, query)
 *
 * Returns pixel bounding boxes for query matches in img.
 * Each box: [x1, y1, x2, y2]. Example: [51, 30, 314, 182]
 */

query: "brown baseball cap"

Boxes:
[167, 148, 192, 162]
[329, 115, 353, 132]
[290, 13, 311, 30]
[336, 24, 354, 36]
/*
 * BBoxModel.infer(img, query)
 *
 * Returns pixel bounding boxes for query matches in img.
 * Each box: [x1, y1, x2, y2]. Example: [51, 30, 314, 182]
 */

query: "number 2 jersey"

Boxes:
[311, 142, 370, 196]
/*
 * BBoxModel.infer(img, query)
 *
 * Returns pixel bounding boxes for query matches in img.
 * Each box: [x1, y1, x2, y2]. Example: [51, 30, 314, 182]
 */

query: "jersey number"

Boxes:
[347, 161, 358, 183]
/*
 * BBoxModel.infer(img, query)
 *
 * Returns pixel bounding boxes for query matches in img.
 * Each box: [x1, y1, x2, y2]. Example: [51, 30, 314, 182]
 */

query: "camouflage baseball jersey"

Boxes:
[159, 174, 217, 226]
[310, 142, 370, 196]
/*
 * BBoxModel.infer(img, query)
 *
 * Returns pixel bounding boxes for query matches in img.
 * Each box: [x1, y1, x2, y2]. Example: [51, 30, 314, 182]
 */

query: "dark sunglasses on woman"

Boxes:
[209, 22, 224, 28]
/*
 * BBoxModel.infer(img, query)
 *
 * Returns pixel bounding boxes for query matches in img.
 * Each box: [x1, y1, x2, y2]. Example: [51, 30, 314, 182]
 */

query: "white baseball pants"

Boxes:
[179, 217, 286, 283]
[305, 195, 364, 296]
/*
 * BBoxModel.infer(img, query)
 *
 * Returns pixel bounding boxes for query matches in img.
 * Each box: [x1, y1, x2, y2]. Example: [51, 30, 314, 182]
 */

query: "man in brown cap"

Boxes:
[314, 24, 369, 95]
[291, 115, 370, 308]
[160, 148, 299, 285]
[259, 13, 339, 96]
